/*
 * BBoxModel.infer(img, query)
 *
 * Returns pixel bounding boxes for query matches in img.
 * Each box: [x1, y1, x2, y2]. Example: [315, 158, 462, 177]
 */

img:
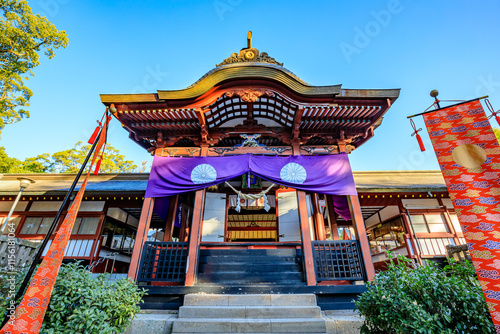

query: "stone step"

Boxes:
[178, 305, 322, 318]
[172, 318, 327, 333]
[183, 294, 317, 306]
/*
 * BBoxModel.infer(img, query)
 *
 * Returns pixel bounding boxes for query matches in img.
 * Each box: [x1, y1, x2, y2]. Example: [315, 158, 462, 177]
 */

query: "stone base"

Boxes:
[124, 309, 364, 334]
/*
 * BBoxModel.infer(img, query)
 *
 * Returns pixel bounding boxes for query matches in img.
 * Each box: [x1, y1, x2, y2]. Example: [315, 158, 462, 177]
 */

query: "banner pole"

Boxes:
[407, 95, 488, 119]
[1, 116, 105, 328]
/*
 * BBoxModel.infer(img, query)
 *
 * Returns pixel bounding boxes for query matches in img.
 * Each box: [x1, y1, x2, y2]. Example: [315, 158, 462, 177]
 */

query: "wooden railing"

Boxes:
[137, 242, 189, 282]
[312, 240, 366, 281]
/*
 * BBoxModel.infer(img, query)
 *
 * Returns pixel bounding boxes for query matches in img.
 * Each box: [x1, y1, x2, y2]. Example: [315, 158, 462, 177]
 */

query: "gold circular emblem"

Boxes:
[451, 144, 487, 169]
[245, 51, 255, 60]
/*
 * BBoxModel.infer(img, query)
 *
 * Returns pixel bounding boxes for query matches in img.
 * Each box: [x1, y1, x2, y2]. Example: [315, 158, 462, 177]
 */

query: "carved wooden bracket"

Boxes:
[225, 89, 274, 103]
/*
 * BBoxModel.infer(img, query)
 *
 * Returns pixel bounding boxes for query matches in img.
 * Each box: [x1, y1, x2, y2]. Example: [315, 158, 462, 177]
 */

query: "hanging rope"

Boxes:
[485, 99, 500, 127]
[410, 118, 425, 152]
[225, 181, 275, 212]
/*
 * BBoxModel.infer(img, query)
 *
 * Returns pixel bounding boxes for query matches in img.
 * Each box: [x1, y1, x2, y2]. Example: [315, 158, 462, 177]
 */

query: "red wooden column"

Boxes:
[292, 141, 316, 285]
[297, 190, 317, 286]
[128, 197, 155, 281]
[185, 189, 206, 286]
[347, 195, 375, 281]
[185, 144, 209, 286]
[326, 195, 340, 240]
[312, 193, 326, 240]
[338, 142, 375, 280]
[399, 205, 423, 266]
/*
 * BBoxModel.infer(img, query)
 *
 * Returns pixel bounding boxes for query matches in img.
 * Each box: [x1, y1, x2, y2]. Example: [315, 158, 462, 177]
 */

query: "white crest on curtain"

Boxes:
[191, 164, 217, 184]
[280, 162, 307, 184]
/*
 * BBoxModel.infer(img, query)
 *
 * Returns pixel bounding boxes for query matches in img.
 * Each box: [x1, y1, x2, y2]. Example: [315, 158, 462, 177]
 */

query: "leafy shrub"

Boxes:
[355, 254, 495, 334]
[1, 262, 146, 334]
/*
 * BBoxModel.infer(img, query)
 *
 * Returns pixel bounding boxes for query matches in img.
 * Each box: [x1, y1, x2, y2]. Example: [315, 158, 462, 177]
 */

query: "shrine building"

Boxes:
[101, 31, 399, 301]
[0, 32, 467, 310]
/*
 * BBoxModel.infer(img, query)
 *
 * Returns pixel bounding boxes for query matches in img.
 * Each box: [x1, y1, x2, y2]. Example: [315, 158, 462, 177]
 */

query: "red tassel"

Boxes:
[93, 159, 101, 175]
[416, 133, 425, 152]
[485, 99, 500, 127]
[88, 122, 101, 144]
[410, 119, 425, 152]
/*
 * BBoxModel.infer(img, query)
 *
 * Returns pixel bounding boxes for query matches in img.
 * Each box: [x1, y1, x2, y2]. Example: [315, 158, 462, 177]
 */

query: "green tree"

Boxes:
[50, 141, 137, 173]
[0, 142, 138, 173]
[0, 0, 68, 135]
[0, 146, 20, 172]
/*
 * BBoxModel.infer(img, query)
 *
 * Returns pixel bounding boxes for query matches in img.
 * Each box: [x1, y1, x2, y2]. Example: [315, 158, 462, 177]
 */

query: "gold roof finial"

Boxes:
[247, 31, 252, 49]
[216, 31, 283, 67]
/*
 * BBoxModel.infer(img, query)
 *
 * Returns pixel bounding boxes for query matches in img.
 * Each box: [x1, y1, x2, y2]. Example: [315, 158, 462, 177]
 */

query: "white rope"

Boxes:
[225, 182, 275, 212]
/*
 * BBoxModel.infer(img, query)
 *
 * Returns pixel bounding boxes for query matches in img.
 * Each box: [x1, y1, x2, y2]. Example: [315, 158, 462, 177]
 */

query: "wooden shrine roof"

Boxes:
[100, 33, 400, 153]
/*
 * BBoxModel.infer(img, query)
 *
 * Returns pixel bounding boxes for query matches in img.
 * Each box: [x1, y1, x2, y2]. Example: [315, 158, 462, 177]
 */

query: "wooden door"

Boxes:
[201, 192, 226, 242]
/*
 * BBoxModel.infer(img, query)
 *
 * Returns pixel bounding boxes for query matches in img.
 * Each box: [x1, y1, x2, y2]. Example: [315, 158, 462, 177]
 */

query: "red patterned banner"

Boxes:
[0, 118, 109, 334]
[423, 99, 500, 332]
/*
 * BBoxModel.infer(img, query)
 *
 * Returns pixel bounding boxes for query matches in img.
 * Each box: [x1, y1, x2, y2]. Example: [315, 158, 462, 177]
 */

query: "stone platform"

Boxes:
[124, 294, 363, 334]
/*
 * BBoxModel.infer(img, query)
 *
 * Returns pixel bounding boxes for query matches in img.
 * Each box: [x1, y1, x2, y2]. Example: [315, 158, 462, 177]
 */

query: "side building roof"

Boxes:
[0, 171, 447, 196]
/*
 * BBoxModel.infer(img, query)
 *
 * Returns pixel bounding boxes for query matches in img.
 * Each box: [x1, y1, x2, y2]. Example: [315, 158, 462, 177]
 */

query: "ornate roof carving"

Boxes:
[225, 89, 274, 102]
[216, 31, 283, 67]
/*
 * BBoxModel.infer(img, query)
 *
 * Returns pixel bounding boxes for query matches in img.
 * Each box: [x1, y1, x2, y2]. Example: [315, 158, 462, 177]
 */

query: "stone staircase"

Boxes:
[171, 294, 327, 334]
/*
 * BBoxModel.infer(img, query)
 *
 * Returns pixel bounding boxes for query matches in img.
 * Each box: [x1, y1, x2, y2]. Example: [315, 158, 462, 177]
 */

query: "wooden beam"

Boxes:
[194, 108, 207, 126]
[312, 193, 326, 240]
[297, 190, 317, 286]
[128, 197, 155, 281]
[347, 195, 375, 281]
[292, 107, 304, 141]
[185, 189, 206, 286]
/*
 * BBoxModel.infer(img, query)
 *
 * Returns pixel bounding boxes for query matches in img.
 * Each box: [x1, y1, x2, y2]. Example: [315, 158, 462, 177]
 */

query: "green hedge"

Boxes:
[355, 254, 495, 334]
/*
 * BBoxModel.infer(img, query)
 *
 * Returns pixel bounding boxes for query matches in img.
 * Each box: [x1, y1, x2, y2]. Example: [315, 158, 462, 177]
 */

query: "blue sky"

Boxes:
[2, 0, 500, 172]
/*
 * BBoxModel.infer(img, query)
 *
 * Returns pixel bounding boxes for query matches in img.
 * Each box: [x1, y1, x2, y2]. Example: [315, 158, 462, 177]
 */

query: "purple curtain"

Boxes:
[153, 196, 170, 221]
[146, 153, 357, 220]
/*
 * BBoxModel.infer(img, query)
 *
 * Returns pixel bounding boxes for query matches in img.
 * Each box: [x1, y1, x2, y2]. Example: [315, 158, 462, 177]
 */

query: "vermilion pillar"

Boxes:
[297, 190, 317, 286]
[326, 195, 340, 240]
[185, 189, 206, 286]
[347, 195, 375, 281]
[338, 143, 375, 281]
[292, 142, 316, 285]
[312, 193, 326, 240]
[128, 197, 155, 281]
[185, 144, 209, 286]
[163, 195, 179, 242]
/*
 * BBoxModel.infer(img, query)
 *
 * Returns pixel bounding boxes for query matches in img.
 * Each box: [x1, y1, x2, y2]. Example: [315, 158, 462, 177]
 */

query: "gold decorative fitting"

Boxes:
[345, 144, 356, 153]
[216, 31, 283, 67]
[225, 89, 274, 103]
